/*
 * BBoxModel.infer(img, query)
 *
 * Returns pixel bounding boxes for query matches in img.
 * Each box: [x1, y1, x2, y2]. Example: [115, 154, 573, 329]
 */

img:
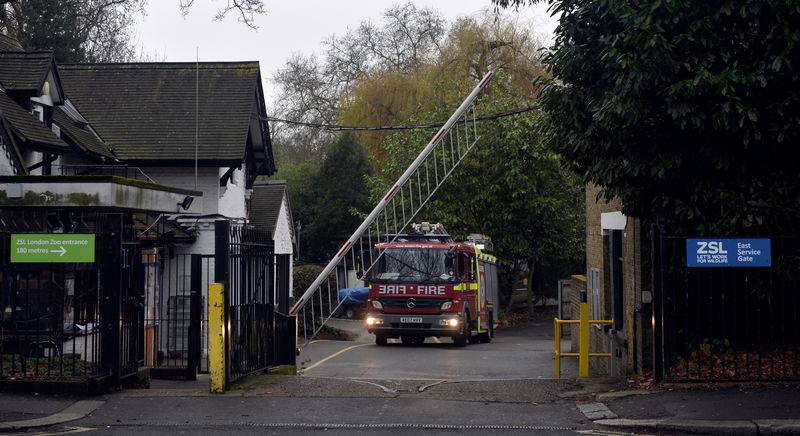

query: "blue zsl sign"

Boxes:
[686, 238, 771, 267]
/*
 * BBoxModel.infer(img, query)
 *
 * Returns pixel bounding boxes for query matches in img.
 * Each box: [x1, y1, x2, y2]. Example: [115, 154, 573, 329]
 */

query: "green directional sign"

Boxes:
[11, 234, 95, 263]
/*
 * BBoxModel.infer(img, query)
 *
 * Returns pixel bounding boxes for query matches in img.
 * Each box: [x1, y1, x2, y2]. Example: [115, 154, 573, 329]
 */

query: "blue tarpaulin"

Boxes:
[338, 287, 369, 305]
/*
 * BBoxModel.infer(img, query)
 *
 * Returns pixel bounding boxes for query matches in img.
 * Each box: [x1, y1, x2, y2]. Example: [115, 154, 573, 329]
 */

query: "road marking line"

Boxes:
[36, 427, 96, 435]
[308, 339, 330, 345]
[300, 343, 371, 373]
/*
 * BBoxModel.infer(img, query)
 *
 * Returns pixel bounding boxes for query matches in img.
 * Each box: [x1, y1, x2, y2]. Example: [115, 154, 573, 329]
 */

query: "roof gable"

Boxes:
[250, 180, 289, 234]
[0, 52, 57, 94]
[58, 62, 264, 165]
[0, 91, 68, 150]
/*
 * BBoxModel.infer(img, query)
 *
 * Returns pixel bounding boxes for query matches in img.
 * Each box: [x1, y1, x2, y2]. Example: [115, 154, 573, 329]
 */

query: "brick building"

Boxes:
[574, 183, 653, 376]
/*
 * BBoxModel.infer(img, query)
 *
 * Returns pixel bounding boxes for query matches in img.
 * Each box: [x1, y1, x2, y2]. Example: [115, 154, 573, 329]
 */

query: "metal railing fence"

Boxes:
[654, 220, 800, 381]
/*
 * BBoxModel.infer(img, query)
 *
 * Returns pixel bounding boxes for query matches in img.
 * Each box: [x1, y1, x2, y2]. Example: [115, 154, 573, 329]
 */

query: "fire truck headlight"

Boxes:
[372, 300, 383, 309]
[366, 316, 378, 326]
[440, 301, 452, 310]
[448, 318, 459, 327]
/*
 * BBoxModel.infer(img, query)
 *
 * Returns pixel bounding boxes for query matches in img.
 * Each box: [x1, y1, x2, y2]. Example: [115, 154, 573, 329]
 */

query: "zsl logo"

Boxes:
[696, 241, 727, 254]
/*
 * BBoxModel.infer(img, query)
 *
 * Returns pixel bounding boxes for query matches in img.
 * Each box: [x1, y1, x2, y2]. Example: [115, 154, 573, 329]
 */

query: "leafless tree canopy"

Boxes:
[272, 2, 447, 154]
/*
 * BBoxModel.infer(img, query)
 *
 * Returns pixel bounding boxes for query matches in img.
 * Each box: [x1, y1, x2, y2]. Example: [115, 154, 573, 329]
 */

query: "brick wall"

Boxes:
[584, 184, 652, 376]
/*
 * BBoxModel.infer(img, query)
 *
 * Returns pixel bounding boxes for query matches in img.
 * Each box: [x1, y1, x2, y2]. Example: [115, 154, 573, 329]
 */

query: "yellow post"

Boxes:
[579, 302, 590, 377]
[554, 318, 561, 378]
[209, 283, 226, 393]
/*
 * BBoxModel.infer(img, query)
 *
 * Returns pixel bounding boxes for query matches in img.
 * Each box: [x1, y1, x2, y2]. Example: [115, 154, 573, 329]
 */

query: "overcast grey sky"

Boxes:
[134, 1, 557, 107]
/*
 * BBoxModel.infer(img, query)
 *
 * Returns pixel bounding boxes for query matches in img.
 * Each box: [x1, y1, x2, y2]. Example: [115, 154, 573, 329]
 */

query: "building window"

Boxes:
[31, 104, 45, 122]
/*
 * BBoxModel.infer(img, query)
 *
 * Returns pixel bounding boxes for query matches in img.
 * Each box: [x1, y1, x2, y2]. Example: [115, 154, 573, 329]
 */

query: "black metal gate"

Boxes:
[0, 209, 142, 385]
[144, 251, 212, 379]
[653, 222, 800, 381]
[214, 220, 295, 384]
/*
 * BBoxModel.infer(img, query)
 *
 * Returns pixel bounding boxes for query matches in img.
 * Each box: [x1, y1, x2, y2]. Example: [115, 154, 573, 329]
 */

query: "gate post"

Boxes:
[187, 254, 202, 380]
[209, 282, 226, 393]
[100, 214, 122, 387]
[651, 218, 666, 382]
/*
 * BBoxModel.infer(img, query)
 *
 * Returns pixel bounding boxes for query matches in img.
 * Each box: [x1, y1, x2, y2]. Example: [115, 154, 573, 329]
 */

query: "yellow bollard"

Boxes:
[579, 302, 590, 377]
[209, 283, 226, 393]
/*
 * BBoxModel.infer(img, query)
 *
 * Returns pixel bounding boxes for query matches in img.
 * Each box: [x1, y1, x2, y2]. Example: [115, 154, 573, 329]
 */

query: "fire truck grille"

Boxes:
[380, 298, 446, 310]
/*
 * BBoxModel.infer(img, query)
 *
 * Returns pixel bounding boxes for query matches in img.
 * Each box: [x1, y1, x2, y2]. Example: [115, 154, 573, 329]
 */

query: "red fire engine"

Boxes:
[365, 223, 499, 346]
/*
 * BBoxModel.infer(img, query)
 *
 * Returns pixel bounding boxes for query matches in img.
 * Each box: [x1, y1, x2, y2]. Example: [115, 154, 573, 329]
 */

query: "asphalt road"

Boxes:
[298, 317, 579, 380]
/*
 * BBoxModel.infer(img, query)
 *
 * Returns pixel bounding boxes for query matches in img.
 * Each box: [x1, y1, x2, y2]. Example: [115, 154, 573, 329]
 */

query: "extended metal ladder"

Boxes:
[289, 72, 494, 344]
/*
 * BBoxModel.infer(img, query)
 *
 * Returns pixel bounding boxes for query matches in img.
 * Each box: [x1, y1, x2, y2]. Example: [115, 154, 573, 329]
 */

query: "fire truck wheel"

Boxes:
[478, 331, 492, 343]
[375, 334, 388, 346]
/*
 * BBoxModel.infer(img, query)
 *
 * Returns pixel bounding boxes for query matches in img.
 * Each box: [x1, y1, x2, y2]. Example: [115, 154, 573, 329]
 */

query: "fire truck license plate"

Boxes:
[400, 317, 422, 323]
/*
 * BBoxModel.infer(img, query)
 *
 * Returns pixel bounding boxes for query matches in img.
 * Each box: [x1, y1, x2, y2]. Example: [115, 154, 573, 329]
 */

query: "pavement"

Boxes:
[3, 374, 800, 434]
[562, 379, 800, 435]
[2, 318, 800, 435]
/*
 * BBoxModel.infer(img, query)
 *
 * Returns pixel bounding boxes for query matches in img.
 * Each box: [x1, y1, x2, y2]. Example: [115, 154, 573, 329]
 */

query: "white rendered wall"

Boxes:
[218, 167, 246, 219]
[273, 195, 294, 299]
[140, 167, 224, 216]
[274, 196, 293, 256]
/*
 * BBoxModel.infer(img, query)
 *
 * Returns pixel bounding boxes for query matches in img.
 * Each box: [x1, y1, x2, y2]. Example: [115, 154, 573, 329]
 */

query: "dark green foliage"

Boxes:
[1, 0, 142, 63]
[292, 264, 325, 299]
[534, 0, 800, 232]
[16, 0, 86, 62]
[289, 132, 375, 263]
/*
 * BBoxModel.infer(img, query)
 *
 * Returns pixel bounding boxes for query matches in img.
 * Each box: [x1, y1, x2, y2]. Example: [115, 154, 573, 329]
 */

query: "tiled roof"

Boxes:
[0, 91, 68, 150]
[53, 105, 115, 159]
[250, 180, 288, 234]
[58, 62, 264, 164]
[0, 52, 53, 92]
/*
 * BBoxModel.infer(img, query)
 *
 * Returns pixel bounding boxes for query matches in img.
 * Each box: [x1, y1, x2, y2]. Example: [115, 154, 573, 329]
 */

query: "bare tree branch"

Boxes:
[180, 0, 265, 30]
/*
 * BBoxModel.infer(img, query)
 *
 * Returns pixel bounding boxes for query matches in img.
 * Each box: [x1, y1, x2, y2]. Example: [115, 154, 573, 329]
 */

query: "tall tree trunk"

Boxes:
[504, 259, 519, 314]
[526, 260, 536, 315]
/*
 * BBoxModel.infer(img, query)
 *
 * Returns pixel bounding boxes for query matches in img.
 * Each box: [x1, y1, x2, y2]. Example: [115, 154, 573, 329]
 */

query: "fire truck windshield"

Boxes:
[371, 248, 455, 283]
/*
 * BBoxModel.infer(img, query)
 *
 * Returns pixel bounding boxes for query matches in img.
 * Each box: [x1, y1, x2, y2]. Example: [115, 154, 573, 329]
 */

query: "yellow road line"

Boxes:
[308, 339, 330, 345]
[300, 343, 371, 373]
